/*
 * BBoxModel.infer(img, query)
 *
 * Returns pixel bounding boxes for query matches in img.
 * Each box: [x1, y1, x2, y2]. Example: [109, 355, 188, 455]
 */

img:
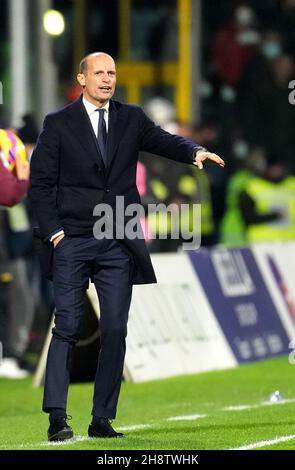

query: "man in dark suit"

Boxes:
[29, 52, 224, 442]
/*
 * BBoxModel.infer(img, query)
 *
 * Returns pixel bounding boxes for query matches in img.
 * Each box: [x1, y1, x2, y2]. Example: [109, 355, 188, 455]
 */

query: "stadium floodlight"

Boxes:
[43, 9, 65, 36]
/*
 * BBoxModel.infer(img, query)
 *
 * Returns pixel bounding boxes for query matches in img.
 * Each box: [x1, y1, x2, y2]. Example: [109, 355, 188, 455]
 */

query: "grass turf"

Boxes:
[0, 356, 294, 450]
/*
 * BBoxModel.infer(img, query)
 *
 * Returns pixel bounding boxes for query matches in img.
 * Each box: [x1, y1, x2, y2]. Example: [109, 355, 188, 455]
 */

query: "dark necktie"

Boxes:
[96, 108, 107, 166]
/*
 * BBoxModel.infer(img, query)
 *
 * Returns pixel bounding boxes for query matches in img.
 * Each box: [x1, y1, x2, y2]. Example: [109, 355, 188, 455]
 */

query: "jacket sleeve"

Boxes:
[28, 115, 63, 239]
[0, 163, 28, 207]
[138, 107, 201, 164]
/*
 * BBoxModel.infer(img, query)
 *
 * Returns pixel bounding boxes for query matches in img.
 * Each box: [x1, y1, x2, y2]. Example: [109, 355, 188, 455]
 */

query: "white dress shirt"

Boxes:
[82, 96, 109, 135]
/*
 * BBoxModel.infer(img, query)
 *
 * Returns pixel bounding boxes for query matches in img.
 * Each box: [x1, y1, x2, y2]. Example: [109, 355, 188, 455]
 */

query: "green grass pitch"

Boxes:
[0, 356, 294, 450]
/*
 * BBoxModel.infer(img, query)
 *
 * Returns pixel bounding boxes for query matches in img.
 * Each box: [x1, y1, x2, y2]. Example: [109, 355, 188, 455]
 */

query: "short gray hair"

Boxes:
[79, 56, 89, 75]
[79, 52, 115, 75]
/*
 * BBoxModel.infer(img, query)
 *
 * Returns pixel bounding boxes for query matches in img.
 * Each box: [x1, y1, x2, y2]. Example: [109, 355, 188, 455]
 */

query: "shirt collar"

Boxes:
[82, 96, 110, 116]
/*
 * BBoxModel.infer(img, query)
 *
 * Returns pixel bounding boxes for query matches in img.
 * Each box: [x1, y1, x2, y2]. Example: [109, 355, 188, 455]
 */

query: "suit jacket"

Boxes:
[28, 96, 200, 284]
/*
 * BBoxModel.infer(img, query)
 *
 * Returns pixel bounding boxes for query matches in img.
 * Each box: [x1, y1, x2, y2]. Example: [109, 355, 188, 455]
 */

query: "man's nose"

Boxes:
[102, 74, 110, 82]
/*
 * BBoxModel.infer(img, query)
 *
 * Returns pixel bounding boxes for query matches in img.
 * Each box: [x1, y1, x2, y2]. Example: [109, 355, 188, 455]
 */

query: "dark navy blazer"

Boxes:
[29, 96, 200, 284]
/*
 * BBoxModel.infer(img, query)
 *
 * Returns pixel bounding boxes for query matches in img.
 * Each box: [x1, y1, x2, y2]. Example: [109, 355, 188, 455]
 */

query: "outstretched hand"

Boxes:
[193, 149, 225, 170]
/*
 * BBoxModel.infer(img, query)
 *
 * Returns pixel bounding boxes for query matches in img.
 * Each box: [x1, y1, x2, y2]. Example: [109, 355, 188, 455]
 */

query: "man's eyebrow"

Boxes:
[93, 69, 116, 73]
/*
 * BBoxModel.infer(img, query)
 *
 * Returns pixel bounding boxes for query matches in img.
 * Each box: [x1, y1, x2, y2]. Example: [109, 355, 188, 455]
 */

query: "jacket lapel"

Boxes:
[66, 97, 128, 175]
[66, 96, 105, 170]
[106, 100, 129, 175]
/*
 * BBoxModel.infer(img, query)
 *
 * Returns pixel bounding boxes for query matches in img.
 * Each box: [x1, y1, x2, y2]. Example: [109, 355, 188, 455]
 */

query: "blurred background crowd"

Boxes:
[0, 0, 295, 377]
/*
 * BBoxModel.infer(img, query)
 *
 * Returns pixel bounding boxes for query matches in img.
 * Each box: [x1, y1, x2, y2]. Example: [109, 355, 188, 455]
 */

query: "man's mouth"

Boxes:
[99, 86, 111, 91]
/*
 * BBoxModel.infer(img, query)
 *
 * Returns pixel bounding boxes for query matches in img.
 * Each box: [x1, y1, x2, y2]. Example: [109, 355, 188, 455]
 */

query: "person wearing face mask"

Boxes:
[212, 4, 259, 89]
[238, 31, 281, 127]
[239, 30, 283, 96]
[261, 31, 283, 61]
[240, 43, 295, 167]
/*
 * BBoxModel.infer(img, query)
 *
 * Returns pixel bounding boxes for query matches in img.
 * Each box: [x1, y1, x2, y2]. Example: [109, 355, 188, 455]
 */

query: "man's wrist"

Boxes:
[195, 146, 207, 155]
[50, 230, 65, 243]
[192, 147, 207, 164]
[53, 233, 65, 247]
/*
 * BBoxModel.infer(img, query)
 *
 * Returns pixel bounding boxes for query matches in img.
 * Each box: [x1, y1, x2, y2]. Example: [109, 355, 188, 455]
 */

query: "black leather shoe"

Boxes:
[48, 415, 74, 442]
[88, 418, 124, 438]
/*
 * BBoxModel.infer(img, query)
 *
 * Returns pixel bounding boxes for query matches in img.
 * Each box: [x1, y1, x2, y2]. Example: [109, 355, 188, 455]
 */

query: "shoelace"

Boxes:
[56, 414, 72, 425]
[92, 417, 113, 426]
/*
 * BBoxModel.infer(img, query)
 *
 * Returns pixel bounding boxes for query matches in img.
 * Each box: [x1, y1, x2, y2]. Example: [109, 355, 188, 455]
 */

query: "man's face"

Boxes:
[77, 54, 116, 106]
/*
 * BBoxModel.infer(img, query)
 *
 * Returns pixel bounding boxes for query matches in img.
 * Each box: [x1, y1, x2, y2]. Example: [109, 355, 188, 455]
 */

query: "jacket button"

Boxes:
[105, 188, 110, 193]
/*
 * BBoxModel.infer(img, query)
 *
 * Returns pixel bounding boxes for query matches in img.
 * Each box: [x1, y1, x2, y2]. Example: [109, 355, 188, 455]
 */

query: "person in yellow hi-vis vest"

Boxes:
[240, 162, 295, 243]
[148, 166, 215, 250]
[177, 167, 215, 246]
[220, 146, 267, 246]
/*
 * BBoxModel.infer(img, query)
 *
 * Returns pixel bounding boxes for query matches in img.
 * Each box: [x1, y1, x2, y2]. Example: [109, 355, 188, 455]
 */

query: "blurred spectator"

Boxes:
[0, 154, 30, 379]
[147, 6, 177, 62]
[18, 114, 39, 145]
[260, 30, 283, 61]
[144, 97, 177, 132]
[0, 160, 29, 207]
[192, 122, 227, 238]
[212, 4, 259, 89]
[240, 160, 295, 242]
[5, 201, 35, 369]
[177, 166, 215, 247]
[140, 116, 217, 251]
[18, 113, 39, 162]
[277, 0, 295, 57]
[220, 145, 267, 245]
[239, 30, 284, 109]
[67, 84, 83, 103]
[136, 161, 153, 243]
[239, 29, 283, 86]
[241, 52, 295, 170]
[18, 115, 54, 368]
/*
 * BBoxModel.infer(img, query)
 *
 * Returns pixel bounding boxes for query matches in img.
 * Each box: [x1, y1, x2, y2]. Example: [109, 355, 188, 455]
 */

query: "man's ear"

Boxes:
[77, 73, 86, 87]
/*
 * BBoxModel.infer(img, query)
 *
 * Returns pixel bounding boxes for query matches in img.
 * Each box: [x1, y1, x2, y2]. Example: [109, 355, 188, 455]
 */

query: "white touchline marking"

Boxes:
[4, 436, 91, 449]
[231, 434, 295, 450]
[223, 405, 253, 411]
[0, 426, 154, 450]
[167, 414, 207, 421]
[117, 424, 152, 431]
[223, 398, 295, 412]
[41, 435, 90, 446]
[261, 398, 295, 406]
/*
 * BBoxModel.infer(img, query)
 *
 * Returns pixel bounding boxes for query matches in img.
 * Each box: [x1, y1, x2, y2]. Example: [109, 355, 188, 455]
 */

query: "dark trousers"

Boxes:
[42, 236, 132, 419]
